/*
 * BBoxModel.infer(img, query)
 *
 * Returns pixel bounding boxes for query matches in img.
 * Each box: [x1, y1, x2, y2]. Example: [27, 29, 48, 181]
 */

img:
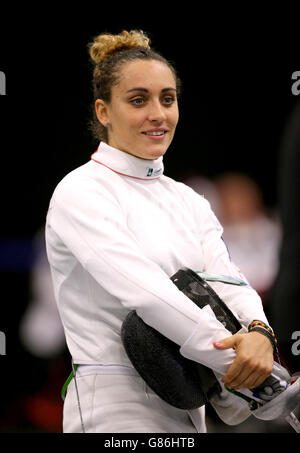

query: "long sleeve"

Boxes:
[198, 196, 269, 328]
[177, 186, 270, 373]
[47, 173, 238, 374]
[47, 176, 231, 332]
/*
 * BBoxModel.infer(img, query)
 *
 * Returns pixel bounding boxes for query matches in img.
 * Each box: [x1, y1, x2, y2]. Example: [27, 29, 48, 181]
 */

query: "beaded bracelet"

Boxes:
[248, 320, 278, 354]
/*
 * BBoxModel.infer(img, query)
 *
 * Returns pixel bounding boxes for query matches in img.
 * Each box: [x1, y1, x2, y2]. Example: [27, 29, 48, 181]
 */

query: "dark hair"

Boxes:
[87, 30, 181, 142]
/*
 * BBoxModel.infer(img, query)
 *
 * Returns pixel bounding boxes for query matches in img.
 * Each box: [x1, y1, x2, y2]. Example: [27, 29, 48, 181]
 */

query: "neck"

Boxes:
[90, 141, 164, 181]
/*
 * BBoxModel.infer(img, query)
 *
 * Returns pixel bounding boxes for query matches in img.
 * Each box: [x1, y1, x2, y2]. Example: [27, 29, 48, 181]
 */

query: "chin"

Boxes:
[143, 146, 168, 160]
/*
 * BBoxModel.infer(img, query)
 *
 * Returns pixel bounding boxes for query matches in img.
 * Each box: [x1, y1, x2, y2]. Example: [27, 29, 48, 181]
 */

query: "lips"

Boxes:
[143, 130, 166, 136]
[142, 129, 168, 139]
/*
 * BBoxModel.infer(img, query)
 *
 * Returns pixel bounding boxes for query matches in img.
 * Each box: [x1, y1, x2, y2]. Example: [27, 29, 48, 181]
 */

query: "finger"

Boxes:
[226, 366, 255, 389]
[221, 358, 245, 385]
[230, 369, 260, 389]
[242, 361, 273, 389]
[229, 366, 272, 390]
[222, 351, 256, 387]
[248, 375, 266, 390]
[249, 371, 272, 390]
[213, 334, 239, 350]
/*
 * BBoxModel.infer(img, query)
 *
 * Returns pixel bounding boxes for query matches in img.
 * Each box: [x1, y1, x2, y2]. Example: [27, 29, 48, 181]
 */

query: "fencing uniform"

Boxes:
[45, 141, 270, 432]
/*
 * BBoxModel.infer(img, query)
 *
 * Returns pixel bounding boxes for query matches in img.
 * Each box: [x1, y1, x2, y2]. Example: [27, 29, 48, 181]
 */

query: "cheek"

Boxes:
[126, 115, 148, 136]
[170, 109, 179, 130]
[168, 103, 179, 124]
[117, 106, 144, 131]
[175, 104, 180, 121]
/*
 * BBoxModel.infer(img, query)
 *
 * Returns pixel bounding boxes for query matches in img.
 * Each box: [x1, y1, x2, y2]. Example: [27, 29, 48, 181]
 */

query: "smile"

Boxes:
[142, 130, 168, 140]
[143, 131, 165, 136]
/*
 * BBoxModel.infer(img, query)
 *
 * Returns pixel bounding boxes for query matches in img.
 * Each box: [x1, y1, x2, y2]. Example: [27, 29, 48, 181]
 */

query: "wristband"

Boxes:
[248, 320, 278, 354]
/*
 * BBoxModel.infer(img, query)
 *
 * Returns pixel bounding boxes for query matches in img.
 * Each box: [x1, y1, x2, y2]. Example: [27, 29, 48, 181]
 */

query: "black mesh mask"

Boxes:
[121, 267, 243, 410]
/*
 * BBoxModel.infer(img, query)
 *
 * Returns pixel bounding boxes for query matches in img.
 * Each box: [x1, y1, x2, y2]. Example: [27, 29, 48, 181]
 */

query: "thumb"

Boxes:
[213, 334, 239, 349]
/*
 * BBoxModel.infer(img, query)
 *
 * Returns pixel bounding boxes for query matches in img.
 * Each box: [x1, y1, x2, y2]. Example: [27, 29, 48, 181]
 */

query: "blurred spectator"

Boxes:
[182, 175, 222, 216]
[184, 173, 281, 304]
[183, 173, 293, 433]
[213, 173, 281, 303]
[19, 229, 66, 357]
[269, 99, 300, 374]
[18, 228, 68, 432]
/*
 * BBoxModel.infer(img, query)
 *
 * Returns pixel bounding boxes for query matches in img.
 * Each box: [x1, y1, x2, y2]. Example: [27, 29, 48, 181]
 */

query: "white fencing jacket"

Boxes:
[45, 141, 270, 377]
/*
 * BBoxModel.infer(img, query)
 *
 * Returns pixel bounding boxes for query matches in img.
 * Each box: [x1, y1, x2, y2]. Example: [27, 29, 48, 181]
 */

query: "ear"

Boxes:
[95, 99, 110, 128]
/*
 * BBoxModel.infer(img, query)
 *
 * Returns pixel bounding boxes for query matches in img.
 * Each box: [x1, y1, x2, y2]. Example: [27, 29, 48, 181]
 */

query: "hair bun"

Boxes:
[88, 30, 151, 65]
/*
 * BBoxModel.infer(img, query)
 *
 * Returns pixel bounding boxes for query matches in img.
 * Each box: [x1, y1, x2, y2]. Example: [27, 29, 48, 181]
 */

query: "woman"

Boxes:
[46, 30, 276, 433]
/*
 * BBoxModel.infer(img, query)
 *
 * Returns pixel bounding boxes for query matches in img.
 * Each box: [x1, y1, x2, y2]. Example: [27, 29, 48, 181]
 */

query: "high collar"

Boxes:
[91, 142, 164, 180]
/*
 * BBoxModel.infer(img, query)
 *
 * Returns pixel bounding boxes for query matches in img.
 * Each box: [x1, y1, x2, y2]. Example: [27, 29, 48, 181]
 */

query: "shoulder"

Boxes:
[160, 175, 210, 209]
[51, 163, 91, 200]
[160, 176, 223, 232]
[50, 160, 118, 208]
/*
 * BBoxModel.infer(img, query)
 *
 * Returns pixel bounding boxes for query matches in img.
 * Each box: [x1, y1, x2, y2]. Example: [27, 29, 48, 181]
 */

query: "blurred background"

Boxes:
[0, 7, 299, 433]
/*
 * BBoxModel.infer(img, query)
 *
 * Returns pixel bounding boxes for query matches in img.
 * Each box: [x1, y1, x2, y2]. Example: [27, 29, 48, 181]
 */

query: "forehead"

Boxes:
[116, 59, 176, 92]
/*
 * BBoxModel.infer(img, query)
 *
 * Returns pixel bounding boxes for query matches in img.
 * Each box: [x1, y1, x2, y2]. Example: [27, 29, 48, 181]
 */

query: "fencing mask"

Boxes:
[121, 267, 244, 410]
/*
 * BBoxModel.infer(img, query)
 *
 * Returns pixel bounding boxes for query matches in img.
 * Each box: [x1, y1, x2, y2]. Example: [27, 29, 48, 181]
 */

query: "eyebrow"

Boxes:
[126, 87, 177, 93]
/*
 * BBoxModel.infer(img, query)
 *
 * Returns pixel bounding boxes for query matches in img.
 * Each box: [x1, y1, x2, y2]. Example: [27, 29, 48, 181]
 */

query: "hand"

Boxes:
[213, 331, 274, 389]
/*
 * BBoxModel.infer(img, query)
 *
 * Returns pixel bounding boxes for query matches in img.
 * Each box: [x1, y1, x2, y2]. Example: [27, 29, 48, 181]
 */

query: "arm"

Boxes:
[199, 196, 269, 328]
[197, 195, 274, 388]
[46, 175, 237, 375]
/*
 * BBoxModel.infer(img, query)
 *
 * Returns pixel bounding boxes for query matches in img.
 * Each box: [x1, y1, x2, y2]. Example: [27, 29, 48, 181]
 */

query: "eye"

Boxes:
[130, 97, 145, 106]
[162, 96, 175, 105]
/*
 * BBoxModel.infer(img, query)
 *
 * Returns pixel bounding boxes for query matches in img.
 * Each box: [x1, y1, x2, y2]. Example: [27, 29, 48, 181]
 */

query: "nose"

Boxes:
[147, 99, 167, 123]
